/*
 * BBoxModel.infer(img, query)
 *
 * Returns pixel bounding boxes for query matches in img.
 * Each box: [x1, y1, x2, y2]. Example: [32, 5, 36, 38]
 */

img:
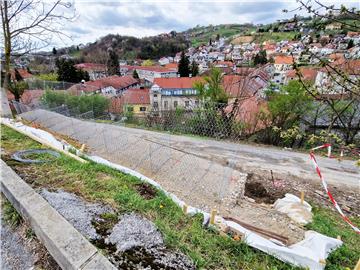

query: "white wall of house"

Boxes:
[136, 69, 177, 83]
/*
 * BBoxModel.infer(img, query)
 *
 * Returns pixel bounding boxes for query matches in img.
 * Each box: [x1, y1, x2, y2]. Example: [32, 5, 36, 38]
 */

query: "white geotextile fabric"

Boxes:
[2, 118, 68, 151]
[274, 193, 313, 225]
[2, 118, 342, 270]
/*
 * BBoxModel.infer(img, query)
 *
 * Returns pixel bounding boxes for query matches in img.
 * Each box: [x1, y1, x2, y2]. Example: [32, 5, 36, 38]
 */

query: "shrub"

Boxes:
[41, 90, 109, 117]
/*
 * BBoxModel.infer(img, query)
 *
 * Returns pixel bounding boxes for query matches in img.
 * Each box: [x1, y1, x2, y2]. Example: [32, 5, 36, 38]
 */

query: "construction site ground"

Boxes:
[19, 110, 360, 245]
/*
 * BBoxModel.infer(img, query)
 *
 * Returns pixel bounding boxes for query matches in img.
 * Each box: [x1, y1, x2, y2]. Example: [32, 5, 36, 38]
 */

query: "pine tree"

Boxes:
[190, 60, 199, 77]
[52, 47, 57, 55]
[107, 50, 120, 76]
[178, 51, 190, 77]
[253, 49, 268, 65]
[132, 69, 139, 79]
[56, 58, 89, 83]
[347, 39, 354, 49]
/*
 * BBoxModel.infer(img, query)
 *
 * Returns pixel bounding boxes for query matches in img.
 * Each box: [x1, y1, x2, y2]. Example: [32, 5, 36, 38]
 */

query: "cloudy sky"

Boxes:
[59, 0, 359, 47]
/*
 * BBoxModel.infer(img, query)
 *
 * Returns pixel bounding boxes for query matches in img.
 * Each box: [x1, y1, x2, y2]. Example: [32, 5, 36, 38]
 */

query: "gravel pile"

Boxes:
[40, 189, 113, 240]
[1, 219, 35, 270]
[107, 213, 195, 270]
[107, 213, 163, 251]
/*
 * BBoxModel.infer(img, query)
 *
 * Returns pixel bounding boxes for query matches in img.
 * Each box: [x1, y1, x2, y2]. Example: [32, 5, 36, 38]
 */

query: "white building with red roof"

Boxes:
[68, 75, 139, 96]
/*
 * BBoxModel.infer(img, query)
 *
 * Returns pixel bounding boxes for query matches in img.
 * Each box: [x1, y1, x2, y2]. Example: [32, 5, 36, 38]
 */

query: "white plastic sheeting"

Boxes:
[2, 118, 343, 270]
[274, 193, 313, 225]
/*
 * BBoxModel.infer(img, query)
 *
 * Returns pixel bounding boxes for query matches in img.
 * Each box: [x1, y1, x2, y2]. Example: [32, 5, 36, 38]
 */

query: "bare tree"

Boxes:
[1, 0, 75, 116]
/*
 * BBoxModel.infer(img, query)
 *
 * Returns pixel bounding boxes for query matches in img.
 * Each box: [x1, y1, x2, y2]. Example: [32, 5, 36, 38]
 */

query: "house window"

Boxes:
[153, 101, 158, 108]
[127, 106, 134, 112]
[185, 101, 190, 107]
[164, 101, 168, 109]
[153, 94, 157, 97]
[174, 101, 178, 108]
[140, 107, 146, 112]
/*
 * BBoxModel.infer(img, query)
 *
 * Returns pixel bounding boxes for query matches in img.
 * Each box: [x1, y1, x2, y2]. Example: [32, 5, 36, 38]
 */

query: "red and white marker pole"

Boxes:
[310, 144, 360, 234]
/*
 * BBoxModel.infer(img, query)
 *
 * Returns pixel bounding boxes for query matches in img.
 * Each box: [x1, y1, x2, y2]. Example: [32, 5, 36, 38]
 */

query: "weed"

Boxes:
[1, 197, 22, 227]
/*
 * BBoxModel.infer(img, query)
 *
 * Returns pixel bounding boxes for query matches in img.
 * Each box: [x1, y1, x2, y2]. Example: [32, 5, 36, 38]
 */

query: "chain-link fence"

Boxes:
[26, 79, 76, 91]
[12, 98, 249, 217]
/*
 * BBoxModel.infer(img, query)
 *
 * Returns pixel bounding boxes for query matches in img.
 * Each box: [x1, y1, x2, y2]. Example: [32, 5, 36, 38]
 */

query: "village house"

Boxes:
[315, 59, 360, 95]
[284, 67, 319, 85]
[120, 65, 178, 84]
[74, 63, 107, 80]
[68, 75, 139, 96]
[325, 22, 342, 31]
[150, 77, 203, 112]
[273, 55, 294, 72]
[110, 88, 150, 115]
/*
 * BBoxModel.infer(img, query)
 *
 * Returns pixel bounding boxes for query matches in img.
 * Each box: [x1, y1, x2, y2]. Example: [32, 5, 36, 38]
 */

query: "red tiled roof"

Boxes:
[214, 61, 234, 67]
[164, 63, 178, 70]
[68, 75, 138, 93]
[7, 90, 44, 105]
[11, 69, 33, 80]
[136, 65, 177, 73]
[274, 55, 294, 65]
[121, 88, 150, 104]
[121, 65, 177, 73]
[286, 67, 319, 82]
[223, 68, 270, 98]
[74, 63, 106, 71]
[153, 77, 204, 89]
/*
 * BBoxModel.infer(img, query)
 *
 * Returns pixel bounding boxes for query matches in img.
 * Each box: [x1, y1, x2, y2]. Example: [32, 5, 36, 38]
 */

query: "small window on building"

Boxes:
[127, 106, 134, 112]
[174, 101, 178, 108]
[185, 101, 190, 107]
[164, 101, 168, 109]
[153, 101, 158, 108]
[154, 94, 157, 97]
[140, 107, 146, 112]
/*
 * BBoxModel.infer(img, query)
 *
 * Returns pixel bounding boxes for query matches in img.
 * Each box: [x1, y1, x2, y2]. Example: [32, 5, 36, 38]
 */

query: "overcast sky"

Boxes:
[59, 0, 359, 47]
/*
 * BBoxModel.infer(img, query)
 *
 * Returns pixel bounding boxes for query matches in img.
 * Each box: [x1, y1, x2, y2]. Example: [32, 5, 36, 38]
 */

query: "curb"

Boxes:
[0, 160, 115, 270]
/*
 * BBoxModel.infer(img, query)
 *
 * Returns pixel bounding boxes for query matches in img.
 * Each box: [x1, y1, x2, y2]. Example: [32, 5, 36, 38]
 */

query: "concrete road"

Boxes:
[21, 109, 359, 190]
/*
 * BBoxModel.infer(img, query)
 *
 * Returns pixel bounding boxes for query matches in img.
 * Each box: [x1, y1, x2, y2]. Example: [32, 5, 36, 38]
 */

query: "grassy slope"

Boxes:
[188, 25, 253, 47]
[1, 125, 359, 269]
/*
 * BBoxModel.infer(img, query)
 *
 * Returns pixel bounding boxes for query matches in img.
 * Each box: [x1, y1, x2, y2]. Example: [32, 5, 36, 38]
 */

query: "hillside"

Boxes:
[80, 33, 190, 63]
[183, 24, 256, 47]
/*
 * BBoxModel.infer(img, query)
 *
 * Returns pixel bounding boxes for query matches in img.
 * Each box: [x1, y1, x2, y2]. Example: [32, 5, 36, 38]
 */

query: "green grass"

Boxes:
[1, 124, 359, 269]
[306, 206, 360, 270]
[252, 32, 298, 43]
[1, 196, 23, 227]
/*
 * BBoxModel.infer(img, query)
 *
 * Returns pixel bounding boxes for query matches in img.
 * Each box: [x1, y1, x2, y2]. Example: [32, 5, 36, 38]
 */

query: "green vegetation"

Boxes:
[306, 207, 360, 270]
[35, 72, 58, 82]
[2, 196, 22, 227]
[107, 50, 120, 76]
[82, 34, 189, 61]
[188, 24, 253, 47]
[41, 90, 109, 117]
[1, 125, 299, 270]
[2, 124, 359, 268]
[56, 58, 90, 83]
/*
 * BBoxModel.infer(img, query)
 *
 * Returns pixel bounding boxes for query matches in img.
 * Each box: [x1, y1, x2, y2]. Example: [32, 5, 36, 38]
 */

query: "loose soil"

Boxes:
[135, 183, 157, 200]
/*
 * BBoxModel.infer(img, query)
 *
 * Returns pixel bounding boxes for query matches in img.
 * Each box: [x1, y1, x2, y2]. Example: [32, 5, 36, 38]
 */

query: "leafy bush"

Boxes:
[36, 73, 58, 81]
[41, 90, 109, 117]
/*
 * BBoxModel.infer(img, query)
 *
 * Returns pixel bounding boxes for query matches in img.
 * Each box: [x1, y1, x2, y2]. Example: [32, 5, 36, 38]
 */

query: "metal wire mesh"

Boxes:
[11, 96, 249, 217]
